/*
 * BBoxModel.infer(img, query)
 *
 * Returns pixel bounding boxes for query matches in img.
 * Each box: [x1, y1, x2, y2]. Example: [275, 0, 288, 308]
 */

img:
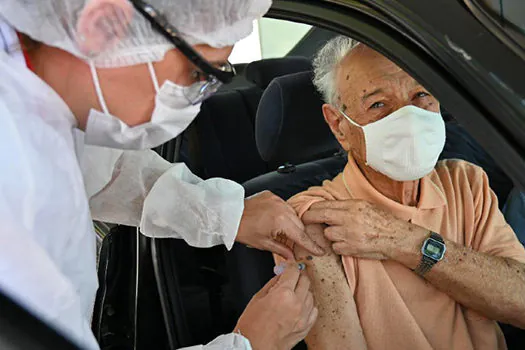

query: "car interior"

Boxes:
[90, 15, 525, 350]
[5, 0, 524, 349]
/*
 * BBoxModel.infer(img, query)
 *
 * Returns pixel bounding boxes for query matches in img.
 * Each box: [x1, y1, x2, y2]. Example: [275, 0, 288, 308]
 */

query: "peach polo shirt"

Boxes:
[288, 157, 525, 350]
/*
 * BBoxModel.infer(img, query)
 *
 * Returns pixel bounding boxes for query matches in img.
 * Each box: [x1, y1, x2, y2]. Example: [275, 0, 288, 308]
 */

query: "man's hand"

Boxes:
[236, 191, 325, 259]
[302, 199, 427, 260]
[235, 262, 318, 350]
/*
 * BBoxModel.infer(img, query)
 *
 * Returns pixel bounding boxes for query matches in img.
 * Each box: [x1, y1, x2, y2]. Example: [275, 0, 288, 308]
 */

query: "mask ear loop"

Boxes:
[147, 61, 160, 93]
[89, 60, 110, 114]
[339, 109, 363, 127]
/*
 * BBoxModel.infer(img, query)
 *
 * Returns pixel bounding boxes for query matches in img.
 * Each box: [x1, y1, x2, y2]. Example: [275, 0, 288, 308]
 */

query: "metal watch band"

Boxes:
[414, 232, 445, 277]
[429, 231, 444, 244]
[414, 255, 435, 276]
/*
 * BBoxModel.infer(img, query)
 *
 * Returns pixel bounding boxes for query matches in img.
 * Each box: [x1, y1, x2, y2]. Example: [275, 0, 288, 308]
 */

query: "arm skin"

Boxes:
[304, 199, 525, 330]
[392, 227, 525, 329]
[293, 224, 367, 350]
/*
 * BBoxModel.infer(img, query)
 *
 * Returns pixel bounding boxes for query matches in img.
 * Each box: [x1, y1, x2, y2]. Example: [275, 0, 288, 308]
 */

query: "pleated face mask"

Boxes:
[341, 105, 446, 181]
[84, 61, 201, 150]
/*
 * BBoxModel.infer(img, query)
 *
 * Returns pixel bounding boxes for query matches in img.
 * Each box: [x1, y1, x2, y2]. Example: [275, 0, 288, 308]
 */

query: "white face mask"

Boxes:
[341, 105, 446, 181]
[84, 61, 201, 150]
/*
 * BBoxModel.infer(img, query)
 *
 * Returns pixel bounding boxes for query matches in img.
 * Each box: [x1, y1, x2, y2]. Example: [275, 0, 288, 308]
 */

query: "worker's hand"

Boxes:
[235, 261, 318, 350]
[236, 191, 325, 259]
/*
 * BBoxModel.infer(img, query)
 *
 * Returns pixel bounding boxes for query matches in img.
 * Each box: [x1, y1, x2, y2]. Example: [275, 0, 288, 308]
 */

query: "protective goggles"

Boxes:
[131, 0, 236, 104]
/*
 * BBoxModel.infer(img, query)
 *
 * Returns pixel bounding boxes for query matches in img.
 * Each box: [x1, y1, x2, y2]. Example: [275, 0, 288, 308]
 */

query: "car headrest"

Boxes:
[245, 57, 312, 89]
[256, 71, 339, 165]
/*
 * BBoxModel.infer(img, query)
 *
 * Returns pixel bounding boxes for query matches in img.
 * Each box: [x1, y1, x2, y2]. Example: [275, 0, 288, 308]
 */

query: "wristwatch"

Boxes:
[414, 232, 446, 277]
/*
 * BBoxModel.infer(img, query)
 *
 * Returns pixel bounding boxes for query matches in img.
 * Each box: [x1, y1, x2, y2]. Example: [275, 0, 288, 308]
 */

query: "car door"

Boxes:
[91, 1, 525, 349]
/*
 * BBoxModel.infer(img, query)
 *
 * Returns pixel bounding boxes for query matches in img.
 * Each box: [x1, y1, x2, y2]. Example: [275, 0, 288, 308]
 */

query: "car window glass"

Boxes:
[229, 18, 312, 64]
[470, 0, 525, 49]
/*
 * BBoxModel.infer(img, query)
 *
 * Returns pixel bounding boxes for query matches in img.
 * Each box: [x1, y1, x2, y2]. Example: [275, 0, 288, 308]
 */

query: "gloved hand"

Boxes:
[235, 261, 318, 350]
[236, 191, 325, 259]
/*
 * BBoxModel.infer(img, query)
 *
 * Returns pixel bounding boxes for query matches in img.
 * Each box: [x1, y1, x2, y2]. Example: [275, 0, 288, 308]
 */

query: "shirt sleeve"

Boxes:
[179, 333, 252, 350]
[466, 164, 525, 263]
[84, 147, 245, 250]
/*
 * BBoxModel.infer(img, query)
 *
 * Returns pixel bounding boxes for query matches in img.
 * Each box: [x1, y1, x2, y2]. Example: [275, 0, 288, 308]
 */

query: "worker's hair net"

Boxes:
[0, 0, 271, 68]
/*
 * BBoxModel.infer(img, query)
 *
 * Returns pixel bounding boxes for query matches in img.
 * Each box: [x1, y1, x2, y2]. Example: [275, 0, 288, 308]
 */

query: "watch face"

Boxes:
[422, 238, 446, 261]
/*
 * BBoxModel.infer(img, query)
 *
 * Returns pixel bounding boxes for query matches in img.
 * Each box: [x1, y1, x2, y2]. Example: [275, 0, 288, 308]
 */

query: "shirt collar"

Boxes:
[341, 155, 446, 219]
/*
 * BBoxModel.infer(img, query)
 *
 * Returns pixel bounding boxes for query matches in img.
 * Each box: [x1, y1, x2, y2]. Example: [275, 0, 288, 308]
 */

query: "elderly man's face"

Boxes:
[322, 45, 440, 165]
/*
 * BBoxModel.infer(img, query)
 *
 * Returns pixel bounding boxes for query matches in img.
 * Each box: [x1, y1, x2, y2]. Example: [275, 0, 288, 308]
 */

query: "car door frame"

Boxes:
[269, 0, 525, 190]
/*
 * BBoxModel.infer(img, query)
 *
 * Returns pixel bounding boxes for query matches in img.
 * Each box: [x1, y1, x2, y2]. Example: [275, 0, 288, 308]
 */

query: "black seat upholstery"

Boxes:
[186, 89, 268, 183]
[245, 56, 311, 90]
[255, 71, 340, 167]
[183, 57, 313, 183]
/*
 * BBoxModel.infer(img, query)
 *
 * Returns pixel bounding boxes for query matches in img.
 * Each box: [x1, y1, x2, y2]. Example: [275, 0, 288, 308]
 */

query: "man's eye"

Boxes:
[370, 101, 385, 109]
[415, 91, 430, 98]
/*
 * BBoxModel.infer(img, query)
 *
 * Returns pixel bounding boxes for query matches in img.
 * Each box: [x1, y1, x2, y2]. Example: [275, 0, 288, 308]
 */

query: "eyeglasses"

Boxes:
[131, 0, 236, 104]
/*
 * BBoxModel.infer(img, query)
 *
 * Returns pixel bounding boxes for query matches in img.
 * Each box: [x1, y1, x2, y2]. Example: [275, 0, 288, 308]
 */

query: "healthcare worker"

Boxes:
[0, 1, 319, 349]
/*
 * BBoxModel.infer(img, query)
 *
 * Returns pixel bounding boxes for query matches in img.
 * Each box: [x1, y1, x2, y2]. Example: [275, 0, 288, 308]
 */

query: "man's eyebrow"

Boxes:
[361, 88, 384, 102]
[411, 80, 423, 89]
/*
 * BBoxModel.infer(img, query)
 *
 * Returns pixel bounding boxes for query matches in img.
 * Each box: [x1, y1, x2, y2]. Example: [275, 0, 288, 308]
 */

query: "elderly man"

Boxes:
[284, 36, 525, 349]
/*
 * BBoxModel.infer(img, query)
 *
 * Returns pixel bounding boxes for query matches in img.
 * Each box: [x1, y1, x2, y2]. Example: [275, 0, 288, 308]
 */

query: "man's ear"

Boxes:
[322, 103, 351, 151]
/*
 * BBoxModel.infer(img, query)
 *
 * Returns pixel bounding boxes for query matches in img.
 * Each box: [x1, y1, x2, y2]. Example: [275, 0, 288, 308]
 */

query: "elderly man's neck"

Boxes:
[355, 159, 420, 206]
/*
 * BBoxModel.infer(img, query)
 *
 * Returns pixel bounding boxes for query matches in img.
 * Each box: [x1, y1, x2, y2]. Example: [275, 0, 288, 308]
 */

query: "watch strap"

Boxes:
[414, 231, 444, 277]
[429, 231, 444, 243]
[414, 255, 435, 276]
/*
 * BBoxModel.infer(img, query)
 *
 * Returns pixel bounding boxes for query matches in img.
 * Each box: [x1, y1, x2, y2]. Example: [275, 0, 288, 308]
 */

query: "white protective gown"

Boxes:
[0, 21, 249, 350]
[82, 146, 245, 250]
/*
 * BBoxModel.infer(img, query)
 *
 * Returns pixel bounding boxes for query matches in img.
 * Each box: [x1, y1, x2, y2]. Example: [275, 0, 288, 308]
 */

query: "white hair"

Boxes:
[312, 36, 360, 106]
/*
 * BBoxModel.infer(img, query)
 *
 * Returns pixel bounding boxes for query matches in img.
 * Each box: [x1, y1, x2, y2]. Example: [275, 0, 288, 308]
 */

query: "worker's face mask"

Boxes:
[84, 61, 201, 150]
[341, 105, 446, 181]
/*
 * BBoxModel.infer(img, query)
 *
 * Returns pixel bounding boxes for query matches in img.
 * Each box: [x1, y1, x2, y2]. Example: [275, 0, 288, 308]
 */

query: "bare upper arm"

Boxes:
[294, 224, 367, 350]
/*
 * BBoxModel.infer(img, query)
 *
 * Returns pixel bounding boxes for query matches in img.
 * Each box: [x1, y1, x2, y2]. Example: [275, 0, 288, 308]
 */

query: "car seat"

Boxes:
[182, 57, 312, 184]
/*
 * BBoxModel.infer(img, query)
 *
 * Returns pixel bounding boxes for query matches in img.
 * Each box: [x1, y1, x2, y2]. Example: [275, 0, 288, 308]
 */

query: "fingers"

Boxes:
[309, 199, 367, 211]
[324, 226, 345, 242]
[265, 239, 294, 260]
[275, 261, 302, 290]
[257, 274, 281, 297]
[306, 306, 319, 329]
[302, 288, 314, 312]
[302, 208, 346, 226]
[332, 241, 348, 255]
[294, 273, 311, 302]
[282, 220, 325, 256]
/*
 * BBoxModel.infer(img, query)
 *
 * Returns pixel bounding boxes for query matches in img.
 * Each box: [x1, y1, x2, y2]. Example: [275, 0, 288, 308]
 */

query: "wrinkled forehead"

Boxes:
[336, 46, 419, 103]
